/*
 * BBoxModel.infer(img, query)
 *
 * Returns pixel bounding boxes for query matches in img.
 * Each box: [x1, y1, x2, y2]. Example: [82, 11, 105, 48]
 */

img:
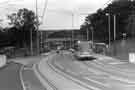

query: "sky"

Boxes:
[0, 0, 111, 14]
[0, 0, 112, 29]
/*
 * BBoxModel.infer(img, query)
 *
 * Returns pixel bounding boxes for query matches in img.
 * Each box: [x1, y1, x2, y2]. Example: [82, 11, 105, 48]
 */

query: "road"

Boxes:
[0, 62, 23, 90]
[37, 51, 135, 90]
[10, 55, 47, 90]
[36, 54, 89, 90]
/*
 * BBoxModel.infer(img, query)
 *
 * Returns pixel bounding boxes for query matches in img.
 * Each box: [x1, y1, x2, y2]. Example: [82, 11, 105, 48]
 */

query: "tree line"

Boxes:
[81, 0, 135, 43]
[0, 8, 39, 48]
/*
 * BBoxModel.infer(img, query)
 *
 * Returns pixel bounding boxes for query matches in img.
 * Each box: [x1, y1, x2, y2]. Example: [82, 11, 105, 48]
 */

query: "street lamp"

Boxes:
[87, 21, 91, 41]
[90, 26, 94, 43]
[113, 14, 116, 40]
[106, 13, 111, 47]
[86, 28, 89, 41]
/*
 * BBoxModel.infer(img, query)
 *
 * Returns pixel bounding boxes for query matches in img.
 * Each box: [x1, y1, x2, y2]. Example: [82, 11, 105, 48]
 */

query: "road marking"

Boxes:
[84, 77, 110, 87]
[108, 62, 127, 65]
[34, 64, 58, 90]
[20, 66, 26, 90]
[48, 58, 103, 90]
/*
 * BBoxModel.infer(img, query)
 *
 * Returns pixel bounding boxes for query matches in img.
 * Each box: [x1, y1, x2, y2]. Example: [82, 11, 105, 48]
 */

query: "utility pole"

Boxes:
[87, 28, 89, 41]
[30, 28, 33, 55]
[36, 0, 39, 55]
[106, 13, 111, 47]
[71, 13, 74, 48]
[114, 14, 116, 40]
[91, 27, 94, 43]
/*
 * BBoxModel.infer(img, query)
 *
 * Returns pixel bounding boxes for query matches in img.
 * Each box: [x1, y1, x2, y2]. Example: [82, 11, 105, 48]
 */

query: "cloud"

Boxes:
[0, 0, 112, 28]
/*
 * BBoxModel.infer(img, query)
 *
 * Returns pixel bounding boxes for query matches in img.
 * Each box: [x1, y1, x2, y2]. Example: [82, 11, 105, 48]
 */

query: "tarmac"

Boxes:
[35, 51, 135, 90]
[10, 51, 135, 90]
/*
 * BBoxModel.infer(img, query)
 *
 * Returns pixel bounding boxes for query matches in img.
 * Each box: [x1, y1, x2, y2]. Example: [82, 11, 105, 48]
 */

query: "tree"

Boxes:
[126, 11, 135, 36]
[8, 8, 39, 47]
[81, 0, 135, 42]
[81, 9, 108, 42]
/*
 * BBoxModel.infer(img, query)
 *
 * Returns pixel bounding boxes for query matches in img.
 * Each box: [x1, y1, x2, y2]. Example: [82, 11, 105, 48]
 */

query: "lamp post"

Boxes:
[86, 28, 89, 41]
[106, 13, 111, 47]
[30, 28, 33, 55]
[87, 21, 91, 41]
[71, 13, 74, 48]
[91, 26, 94, 43]
[113, 14, 116, 40]
[36, 0, 39, 54]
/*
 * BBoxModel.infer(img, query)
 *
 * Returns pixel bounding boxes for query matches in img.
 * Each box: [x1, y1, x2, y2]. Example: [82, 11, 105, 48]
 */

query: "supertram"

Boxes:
[74, 41, 107, 60]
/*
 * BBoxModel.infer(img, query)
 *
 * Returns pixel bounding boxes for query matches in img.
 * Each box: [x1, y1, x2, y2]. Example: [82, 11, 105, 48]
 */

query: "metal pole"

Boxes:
[108, 14, 111, 47]
[114, 14, 116, 40]
[92, 28, 94, 42]
[72, 30, 74, 47]
[71, 13, 74, 48]
[87, 28, 89, 41]
[36, 0, 39, 54]
[40, 31, 43, 53]
[30, 29, 33, 55]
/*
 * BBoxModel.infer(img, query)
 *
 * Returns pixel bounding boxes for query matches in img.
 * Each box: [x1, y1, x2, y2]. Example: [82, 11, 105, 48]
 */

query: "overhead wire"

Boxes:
[101, 0, 113, 9]
[41, 0, 48, 23]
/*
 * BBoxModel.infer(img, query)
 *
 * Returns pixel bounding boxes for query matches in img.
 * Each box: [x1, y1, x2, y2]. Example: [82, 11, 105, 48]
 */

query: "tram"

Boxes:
[74, 41, 94, 60]
[74, 41, 107, 60]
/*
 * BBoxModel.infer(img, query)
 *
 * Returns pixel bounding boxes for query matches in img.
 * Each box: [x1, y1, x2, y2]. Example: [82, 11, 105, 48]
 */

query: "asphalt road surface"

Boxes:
[38, 52, 135, 90]
[0, 62, 23, 90]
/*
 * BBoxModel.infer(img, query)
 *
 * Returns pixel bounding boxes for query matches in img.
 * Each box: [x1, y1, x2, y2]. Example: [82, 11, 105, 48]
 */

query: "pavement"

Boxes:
[35, 51, 135, 90]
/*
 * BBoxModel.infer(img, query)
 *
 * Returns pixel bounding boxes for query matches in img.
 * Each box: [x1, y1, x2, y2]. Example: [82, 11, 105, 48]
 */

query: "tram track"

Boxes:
[34, 59, 58, 90]
[83, 60, 135, 84]
[36, 54, 92, 90]
[48, 54, 112, 90]
[20, 65, 26, 90]
[34, 52, 135, 90]
[47, 58, 95, 90]
[93, 58, 135, 74]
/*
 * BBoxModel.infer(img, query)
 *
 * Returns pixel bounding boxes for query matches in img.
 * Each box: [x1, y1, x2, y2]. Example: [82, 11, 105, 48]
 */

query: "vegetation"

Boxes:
[8, 8, 39, 48]
[81, 0, 135, 43]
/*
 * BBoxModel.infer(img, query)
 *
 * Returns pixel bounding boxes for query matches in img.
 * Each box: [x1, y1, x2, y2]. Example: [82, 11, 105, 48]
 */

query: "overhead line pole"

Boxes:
[114, 14, 116, 40]
[108, 14, 111, 47]
[30, 28, 33, 55]
[71, 13, 74, 48]
[41, 0, 48, 52]
[36, 0, 39, 55]
[42, 0, 48, 21]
